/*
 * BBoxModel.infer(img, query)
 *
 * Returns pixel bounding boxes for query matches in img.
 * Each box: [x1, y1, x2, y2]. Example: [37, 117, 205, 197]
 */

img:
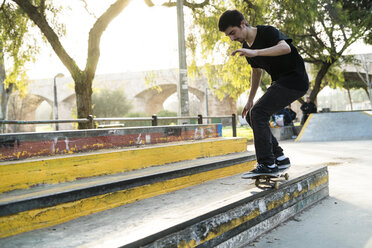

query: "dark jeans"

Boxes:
[246, 82, 306, 165]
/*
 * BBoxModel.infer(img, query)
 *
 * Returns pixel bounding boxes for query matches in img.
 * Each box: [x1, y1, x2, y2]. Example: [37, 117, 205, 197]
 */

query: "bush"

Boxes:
[156, 110, 177, 125]
[92, 88, 132, 118]
[123, 112, 151, 127]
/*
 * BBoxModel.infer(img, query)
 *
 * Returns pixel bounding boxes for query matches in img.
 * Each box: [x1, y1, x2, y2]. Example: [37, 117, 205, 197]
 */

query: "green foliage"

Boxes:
[187, 0, 371, 103]
[124, 112, 151, 127]
[341, 0, 372, 44]
[145, 71, 162, 93]
[187, 0, 273, 100]
[0, 2, 38, 94]
[92, 88, 132, 118]
[156, 109, 177, 117]
[223, 126, 253, 140]
[267, 0, 371, 101]
[156, 109, 177, 125]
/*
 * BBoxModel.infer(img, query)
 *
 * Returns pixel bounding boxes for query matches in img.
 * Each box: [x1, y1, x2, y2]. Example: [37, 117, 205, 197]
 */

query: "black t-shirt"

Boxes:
[243, 25, 309, 91]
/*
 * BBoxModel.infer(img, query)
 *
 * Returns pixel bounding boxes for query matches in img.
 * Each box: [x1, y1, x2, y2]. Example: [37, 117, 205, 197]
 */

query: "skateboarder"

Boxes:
[218, 10, 309, 174]
[301, 97, 317, 124]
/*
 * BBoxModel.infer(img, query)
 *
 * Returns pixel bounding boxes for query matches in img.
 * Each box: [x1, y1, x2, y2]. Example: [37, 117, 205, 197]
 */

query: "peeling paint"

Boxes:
[0, 138, 248, 193]
[0, 160, 255, 238]
[0, 125, 222, 161]
[143, 169, 329, 248]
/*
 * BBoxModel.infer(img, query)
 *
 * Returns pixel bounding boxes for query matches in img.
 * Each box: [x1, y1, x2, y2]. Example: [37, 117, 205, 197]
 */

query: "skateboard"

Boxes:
[242, 167, 290, 189]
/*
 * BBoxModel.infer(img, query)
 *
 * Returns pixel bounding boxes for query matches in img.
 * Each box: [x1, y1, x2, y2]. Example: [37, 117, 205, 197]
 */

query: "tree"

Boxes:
[186, 0, 272, 101]
[12, 0, 131, 129]
[270, 0, 371, 103]
[0, 1, 39, 131]
[341, 0, 372, 44]
[353, 54, 372, 108]
[92, 88, 132, 118]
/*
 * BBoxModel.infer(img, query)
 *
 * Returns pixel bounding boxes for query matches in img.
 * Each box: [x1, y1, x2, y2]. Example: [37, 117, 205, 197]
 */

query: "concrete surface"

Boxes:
[0, 154, 326, 247]
[250, 139, 372, 248]
[297, 111, 372, 142]
[1, 139, 370, 247]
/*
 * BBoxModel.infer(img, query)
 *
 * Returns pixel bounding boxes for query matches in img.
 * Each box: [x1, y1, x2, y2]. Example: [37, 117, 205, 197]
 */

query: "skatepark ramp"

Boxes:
[296, 111, 372, 142]
[0, 127, 329, 247]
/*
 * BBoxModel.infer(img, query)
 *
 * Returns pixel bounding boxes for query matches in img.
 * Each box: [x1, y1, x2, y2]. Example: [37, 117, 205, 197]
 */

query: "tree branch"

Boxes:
[144, 0, 155, 7]
[80, 0, 98, 19]
[85, 0, 131, 81]
[12, 0, 81, 77]
[162, 0, 209, 9]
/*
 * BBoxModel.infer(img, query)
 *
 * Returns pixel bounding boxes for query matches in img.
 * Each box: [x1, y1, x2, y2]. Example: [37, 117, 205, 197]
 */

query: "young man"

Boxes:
[218, 10, 309, 174]
[301, 97, 317, 124]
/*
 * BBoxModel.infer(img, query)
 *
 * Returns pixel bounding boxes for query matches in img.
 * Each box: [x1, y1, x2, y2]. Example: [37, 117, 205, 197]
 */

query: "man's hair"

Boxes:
[218, 10, 246, 32]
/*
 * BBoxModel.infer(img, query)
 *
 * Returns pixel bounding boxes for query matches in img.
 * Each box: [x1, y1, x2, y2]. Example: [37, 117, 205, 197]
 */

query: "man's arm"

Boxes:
[232, 40, 291, 58]
[242, 68, 262, 118]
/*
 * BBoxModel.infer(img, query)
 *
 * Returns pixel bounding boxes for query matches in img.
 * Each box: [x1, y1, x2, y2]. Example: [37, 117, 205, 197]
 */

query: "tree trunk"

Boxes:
[365, 72, 372, 109]
[309, 62, 332, 102]
[73, 74, 93, 129]
[346, 87, 353, 110]
[0, 42, 5, 121]
[13, 0, 131, 129]
[0, 42, 14, 133]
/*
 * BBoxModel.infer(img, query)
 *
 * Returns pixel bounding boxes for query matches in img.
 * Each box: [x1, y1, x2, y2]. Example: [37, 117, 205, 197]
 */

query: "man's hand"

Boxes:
[231, 49, 258, 58]
[241, 99, 254, 118]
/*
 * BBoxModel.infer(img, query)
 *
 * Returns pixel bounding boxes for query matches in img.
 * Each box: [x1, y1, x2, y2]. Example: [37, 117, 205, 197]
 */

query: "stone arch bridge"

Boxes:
[15, 69, 236, 131]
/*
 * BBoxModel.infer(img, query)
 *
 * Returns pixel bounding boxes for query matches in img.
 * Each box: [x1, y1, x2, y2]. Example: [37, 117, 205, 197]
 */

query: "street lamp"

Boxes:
[53, 73, 64, 131]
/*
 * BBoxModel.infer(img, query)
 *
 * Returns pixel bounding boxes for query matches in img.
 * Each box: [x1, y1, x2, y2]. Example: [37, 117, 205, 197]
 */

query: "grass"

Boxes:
[222, 126, 254, 141]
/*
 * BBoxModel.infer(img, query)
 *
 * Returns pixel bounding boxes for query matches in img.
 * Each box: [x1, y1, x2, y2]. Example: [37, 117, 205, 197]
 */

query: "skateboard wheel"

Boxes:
[284, 173, 289, 180]
[255, 179, 260, 187]
[274, 182, 279, 190]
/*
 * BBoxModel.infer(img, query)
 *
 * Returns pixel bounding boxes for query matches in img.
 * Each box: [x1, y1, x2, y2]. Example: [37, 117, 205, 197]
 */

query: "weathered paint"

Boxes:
[0, 138, 247, 193]
[142, 169, 329, 248]
[266, 173, 328, 211]
[0, 125, 222, 161]
[216, 187, 329, 248]
[0, 161, 256, 238]
[177, 209, 261, 248]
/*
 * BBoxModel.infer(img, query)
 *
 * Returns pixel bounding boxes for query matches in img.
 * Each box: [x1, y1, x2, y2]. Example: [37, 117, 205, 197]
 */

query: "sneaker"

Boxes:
[276, 157, 291, 169]
[250, 164, 279, 174]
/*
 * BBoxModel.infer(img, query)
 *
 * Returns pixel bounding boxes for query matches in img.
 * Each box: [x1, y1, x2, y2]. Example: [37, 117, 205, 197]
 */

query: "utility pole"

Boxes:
[176, 0, 190, 122]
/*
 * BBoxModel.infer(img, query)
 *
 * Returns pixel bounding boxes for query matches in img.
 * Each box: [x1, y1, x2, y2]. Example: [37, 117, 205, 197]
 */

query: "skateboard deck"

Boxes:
[242, 167, 290, 189]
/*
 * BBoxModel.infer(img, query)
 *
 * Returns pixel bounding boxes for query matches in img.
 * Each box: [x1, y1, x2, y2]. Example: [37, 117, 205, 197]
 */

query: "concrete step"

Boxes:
[0, 150, 255, 238]
[0, 137, 247, 194]
[0, 165, 329, 247]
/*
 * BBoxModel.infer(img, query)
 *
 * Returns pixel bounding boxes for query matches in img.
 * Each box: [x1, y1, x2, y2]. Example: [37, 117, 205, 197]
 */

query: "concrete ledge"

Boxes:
[130, 167, 328, 248]
[0, 166, 328, 247]
[0, 124, 222, 161]
[0, 137, 247, 194]
[0, 152, 255, 238]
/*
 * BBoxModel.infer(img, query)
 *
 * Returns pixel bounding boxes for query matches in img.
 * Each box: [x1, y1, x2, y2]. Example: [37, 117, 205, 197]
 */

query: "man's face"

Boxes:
[224, 24, 245, 43]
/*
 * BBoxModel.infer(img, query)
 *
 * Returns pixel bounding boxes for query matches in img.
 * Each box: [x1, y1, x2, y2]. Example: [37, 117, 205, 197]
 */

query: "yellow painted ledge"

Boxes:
[0, 138, 248, 194]
[178, 173, 329, 248]
[0, 160, 255, 238]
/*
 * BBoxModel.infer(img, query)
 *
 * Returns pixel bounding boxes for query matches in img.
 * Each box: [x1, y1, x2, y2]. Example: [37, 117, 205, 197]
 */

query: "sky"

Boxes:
[26, 1, 183, 79]
[25, 1, 372, 80]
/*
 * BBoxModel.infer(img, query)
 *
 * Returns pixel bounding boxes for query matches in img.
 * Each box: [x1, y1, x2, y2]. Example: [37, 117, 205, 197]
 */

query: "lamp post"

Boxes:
[53, 73, 64, 131]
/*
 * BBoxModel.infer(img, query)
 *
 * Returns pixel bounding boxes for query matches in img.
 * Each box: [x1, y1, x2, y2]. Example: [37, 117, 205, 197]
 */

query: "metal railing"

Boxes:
[0, 114, 237, 137]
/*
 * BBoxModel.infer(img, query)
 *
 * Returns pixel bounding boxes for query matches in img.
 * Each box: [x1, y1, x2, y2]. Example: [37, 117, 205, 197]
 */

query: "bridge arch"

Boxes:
[133, 84, 206, 115]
